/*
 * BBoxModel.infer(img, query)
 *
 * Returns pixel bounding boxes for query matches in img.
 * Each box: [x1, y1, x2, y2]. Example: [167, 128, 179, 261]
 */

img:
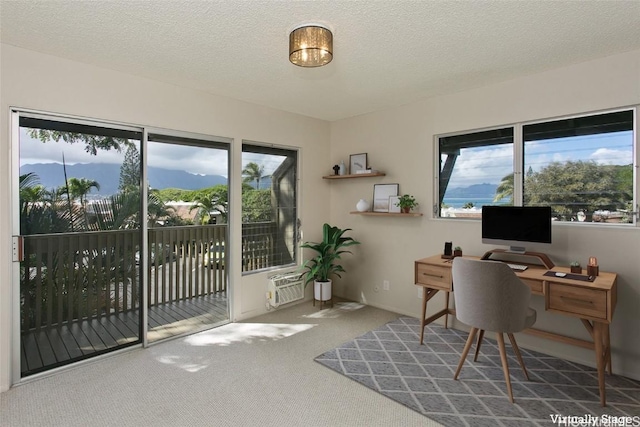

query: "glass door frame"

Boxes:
[10, 109, 233, 384]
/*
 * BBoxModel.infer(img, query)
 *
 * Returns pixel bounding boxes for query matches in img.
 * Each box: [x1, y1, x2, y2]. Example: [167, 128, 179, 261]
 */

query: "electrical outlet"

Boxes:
[417, 287, 423, 298]
[383, 280, 390, 291]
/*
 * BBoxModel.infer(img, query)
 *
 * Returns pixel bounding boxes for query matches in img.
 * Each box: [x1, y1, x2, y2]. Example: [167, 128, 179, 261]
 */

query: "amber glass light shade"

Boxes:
[289, 25, 333, 67]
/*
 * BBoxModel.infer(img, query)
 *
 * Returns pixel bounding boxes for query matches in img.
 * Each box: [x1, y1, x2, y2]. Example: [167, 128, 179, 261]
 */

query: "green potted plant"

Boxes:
[299, 223, 360, 306]
[570, 261, 581, 274]
[395, 194, 419, 213]
[453, 246, 463, 257]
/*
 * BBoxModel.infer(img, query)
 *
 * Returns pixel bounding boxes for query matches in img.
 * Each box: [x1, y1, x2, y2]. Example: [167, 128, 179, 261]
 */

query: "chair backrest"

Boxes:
[452, 258, 532, 333]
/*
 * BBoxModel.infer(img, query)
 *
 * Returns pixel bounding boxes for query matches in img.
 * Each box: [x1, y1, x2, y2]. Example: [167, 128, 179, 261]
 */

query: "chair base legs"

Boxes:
[455, 329, 529, 404]
[496, 332, 514, 403]
[454, 327, 478, 380]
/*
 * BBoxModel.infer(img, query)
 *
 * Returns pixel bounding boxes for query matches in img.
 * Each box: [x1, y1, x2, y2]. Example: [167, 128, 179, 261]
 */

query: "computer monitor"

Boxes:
[481, 206, 552, 253]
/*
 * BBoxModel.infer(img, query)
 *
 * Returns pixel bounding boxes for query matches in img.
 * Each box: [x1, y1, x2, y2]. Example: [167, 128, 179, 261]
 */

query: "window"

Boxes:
[437, 108, 637, 224]
[438, 127, 514, 218]
[241, 143, 298, 272]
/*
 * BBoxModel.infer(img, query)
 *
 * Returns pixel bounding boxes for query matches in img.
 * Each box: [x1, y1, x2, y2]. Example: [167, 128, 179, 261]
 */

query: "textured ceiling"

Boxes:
[2, 0, 640, 122]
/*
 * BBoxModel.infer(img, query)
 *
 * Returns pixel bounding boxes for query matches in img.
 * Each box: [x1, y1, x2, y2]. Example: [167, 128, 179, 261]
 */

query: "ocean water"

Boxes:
[442, 198, 495, 209]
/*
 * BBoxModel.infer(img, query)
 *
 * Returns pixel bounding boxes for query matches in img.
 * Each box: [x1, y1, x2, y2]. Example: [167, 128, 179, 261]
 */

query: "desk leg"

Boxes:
[420, 288, 428, 345]
[604, 325, 612, 375]
[420, 288, 440, 345]
[594, 322, 607, 407]
[444, 293, 450, 329]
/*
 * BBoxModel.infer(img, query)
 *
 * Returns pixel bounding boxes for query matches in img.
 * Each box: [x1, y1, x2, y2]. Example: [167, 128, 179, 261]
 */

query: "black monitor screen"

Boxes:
[482, 206, 552, 246]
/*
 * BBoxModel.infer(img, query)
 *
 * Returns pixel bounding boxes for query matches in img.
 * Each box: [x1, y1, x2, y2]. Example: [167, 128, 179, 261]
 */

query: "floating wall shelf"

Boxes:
[323, 172, 386, 179]
[350, 211, 423, 217]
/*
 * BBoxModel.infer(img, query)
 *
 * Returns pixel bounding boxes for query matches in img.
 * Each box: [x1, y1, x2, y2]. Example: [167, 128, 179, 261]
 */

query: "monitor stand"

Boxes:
[481, 248, 555, 269]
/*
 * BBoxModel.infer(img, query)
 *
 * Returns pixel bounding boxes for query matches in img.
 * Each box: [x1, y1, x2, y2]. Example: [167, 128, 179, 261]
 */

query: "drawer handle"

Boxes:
[560, 296, 594, 307]
[422, 272, 443, 279]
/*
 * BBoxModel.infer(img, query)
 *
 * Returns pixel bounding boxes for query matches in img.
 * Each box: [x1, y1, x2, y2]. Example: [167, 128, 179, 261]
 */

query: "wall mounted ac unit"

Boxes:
[267, 272, 304, 308]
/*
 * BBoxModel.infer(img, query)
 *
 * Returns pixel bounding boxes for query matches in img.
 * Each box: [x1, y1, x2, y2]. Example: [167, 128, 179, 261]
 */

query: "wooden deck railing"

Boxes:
[21, 229, 141, 332]
[21, 222, 279, 332]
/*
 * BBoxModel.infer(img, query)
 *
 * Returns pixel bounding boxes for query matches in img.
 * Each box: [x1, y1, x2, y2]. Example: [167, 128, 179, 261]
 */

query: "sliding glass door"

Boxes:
[145, 133, 230, 343]
[17, 114, 143, 376]
[14, 111, 232, 377]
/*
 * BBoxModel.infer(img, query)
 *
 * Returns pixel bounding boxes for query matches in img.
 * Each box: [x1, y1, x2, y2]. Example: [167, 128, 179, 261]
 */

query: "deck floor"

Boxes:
[21, 292, 228, 377]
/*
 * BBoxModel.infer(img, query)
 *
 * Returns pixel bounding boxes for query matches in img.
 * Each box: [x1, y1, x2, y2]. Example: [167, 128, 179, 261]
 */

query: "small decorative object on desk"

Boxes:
[570, 261, 582, 274]
[395, 194, 419, 213]
[587, 256, 599, 276]
[453, 246, 462, 257]
[356, 199, 370, 212]
[338, 160, 346, 176]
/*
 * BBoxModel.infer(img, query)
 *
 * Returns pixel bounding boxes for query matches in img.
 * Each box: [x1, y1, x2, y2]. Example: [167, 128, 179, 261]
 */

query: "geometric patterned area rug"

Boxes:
[315, 317, 640, 427]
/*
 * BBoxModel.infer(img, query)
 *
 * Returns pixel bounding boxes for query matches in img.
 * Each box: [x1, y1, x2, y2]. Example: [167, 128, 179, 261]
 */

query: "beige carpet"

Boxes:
[1, 300, 441, 427]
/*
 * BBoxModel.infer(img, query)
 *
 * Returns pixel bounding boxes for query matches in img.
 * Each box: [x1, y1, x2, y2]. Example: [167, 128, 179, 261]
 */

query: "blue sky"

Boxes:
[446, 131, 633, 189]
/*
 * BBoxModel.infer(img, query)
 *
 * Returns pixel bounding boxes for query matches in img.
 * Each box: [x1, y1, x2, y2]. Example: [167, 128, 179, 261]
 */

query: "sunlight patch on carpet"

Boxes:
[183, 322, 316, 347]
[302, 302, 366, 319]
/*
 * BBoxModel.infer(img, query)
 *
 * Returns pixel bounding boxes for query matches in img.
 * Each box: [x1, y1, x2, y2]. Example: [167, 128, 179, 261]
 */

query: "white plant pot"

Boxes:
[314, 280, 332, 301]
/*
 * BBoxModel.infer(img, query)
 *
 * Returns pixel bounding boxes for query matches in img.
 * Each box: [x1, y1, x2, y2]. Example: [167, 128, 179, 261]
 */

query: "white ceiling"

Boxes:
[2, 1, 640, 122]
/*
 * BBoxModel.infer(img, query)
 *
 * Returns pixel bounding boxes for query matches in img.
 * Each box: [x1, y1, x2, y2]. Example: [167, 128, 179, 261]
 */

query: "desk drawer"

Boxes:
[521, 278, 543, 295]
[415, 263, 451, 291]
[547, 283, 607, 320]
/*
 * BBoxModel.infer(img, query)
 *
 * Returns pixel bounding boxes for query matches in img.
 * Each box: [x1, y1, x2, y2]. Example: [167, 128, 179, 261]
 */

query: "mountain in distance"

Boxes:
[20, 163, 228, 196]
[445, 183, 498, 199]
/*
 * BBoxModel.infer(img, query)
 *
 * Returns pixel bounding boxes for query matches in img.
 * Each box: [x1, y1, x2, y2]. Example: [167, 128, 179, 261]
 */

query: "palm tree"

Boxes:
[493, 173, 514, 204]
[242, 162, 268, 189]
[66, 178, 100, 206]
[189, 186, 229, 224]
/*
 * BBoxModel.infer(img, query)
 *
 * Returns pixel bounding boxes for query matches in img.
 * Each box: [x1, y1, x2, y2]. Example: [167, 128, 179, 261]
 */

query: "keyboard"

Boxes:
[507, 263, 528, 271]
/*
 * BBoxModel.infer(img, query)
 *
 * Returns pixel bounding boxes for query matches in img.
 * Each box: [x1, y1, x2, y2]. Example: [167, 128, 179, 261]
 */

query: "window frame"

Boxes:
[241, 140, 300, 275]
[434, 106, 639, 227]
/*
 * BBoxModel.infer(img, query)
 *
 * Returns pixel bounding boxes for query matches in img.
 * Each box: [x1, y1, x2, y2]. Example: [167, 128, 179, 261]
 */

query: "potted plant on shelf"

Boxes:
[453, 246, 463, 257]
[299, 223, 361, 307]
[395, 194, 419, 213]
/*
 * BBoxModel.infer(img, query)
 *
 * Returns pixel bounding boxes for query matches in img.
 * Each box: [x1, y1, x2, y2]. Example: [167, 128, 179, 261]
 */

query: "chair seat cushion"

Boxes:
[524, 307, 537, 330]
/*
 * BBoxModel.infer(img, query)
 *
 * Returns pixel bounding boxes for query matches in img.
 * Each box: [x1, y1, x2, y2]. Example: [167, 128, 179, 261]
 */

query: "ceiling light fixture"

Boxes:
[289, 24, 333, 67]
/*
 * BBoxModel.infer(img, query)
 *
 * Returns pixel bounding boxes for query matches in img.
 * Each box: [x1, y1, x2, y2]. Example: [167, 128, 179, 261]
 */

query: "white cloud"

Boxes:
[447, 144, 512, 188]
[589, 148, 632, 165]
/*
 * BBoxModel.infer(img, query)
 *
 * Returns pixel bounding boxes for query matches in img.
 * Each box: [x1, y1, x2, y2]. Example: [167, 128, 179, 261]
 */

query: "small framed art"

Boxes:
[388, 196, 401, 213]
[349, 153, 368, 174]
[373, 183, 399, 212]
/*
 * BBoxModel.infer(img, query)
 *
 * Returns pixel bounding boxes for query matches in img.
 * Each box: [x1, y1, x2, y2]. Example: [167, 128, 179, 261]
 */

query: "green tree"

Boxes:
[462, 202, 475, 209]
[242, 162, 269, 189]
[242, 187, 271, 222]
[119, 145, 141, 193]
[19, 173, 80, 234]
[189, 185, 229, 224]
[493, 173, 514, 204]
[66, 178, 100, 205]
[524, 160, 630, 220]
[27, 129, 133, 155]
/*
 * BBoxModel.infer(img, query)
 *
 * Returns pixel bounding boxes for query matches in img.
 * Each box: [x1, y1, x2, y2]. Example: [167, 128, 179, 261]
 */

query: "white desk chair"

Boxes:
[451, 257, 537, 403]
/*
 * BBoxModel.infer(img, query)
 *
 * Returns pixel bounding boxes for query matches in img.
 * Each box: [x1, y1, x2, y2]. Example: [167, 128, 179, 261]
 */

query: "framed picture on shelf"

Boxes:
[349, 153, 368, 174]
[373, 183, 399, 212]
[388, 196, 401, 213]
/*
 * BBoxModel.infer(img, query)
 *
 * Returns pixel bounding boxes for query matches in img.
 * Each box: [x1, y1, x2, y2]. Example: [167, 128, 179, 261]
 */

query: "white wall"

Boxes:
[0, 44, 331, 392]
[329, 49, 640, 380]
